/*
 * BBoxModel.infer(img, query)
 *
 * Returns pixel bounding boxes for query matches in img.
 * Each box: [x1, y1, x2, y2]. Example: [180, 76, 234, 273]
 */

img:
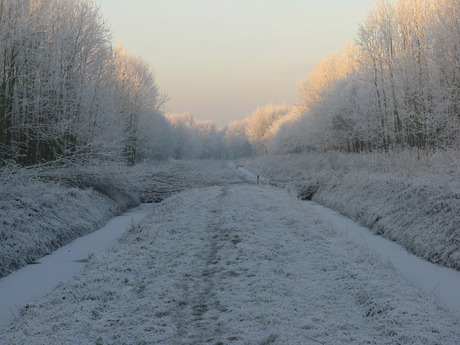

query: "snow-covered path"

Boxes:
[1, 184, 459, 344]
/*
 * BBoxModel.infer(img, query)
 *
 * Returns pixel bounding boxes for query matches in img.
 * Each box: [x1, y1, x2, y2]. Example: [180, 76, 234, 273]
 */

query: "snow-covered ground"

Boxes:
[0, 160, 243, 277]
[1, 180, 459, 344]
[307, 201, 460, 317]
[238, 165, 460, 318]
[244, 152, 460, 270]
[238, 164, 460, 317]
[0, 203, 154, 331]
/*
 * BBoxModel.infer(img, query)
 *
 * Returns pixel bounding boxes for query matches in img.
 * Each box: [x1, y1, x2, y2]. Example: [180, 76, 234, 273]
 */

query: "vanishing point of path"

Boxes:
[1, 184, 459, 344]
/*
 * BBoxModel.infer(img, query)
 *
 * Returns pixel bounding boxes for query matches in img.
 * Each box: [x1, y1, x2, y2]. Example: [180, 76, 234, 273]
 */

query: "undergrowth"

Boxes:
[245, 150, 460, 270]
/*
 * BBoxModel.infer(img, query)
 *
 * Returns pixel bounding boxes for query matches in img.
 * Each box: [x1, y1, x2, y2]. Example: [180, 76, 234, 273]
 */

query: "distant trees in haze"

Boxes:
[245, 104, 292, 155]
[166, 113, 224, 159]
[224, 120, 252, 159]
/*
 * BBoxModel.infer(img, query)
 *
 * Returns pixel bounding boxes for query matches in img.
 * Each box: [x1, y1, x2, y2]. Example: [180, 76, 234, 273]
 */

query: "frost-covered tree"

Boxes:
[356, 0, 460, 150]
[111, 46, 169, 163]
[195, 120, 220, 159]
[0, 0, 172, 166]
[265, 108, 309, 155]
[246, 104, 292, 155]
[136, 109, 173, 161]
[297, 43, 358, 114]
[0, 0, 114, 165]
[291, 43, 363, 152]
[284, 0, 460, 154]
[166, 113, 203, 159]
[224, 120, 252, 159]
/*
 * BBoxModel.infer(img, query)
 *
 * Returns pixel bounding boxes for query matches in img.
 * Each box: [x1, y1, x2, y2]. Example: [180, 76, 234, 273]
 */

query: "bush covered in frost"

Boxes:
[245, 150, 460, 270]
[0, 160, 240, 277]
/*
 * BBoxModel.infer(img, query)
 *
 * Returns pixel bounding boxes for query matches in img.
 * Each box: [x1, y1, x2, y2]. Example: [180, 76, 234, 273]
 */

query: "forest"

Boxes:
[243, 0, 459, 155]
[1, 0, 458, 168]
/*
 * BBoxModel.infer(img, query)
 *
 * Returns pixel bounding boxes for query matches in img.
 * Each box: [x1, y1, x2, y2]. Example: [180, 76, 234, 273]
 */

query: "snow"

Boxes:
[306, 201, 460, 318]
[233, 164, 269, 184]
[239, 163, 460, 317]
[1, 182, 459, 344]
[0, 160, 244, 277]
[0, 164, 142, 278]
[244, 152, 460, 270]
[0, 203, 154, 331]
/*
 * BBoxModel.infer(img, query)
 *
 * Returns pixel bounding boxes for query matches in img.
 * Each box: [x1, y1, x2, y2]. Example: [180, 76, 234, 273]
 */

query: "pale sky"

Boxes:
[97, 0, 374, 127]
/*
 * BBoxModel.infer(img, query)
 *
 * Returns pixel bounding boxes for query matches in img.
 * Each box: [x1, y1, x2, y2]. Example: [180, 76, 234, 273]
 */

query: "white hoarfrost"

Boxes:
[244, 152, 460, 270]
[0, 204, 154, 331]
[306, 201, 460, 318]
[1, 181, 459, 344]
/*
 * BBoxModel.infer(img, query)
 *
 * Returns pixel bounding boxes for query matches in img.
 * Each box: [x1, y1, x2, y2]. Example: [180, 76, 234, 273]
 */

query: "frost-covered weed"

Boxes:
[2, 184, 459, 344]
[245, 150, 460, 270]
[0, 178, 114, 277]
[0, 160, 240, 277]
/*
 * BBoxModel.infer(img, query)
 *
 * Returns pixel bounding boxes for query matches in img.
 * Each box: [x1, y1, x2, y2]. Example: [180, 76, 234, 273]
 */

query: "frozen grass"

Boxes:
[2, 185, 459, 344]
[0, 160, 240, 278]
[244, 150, 460, 270]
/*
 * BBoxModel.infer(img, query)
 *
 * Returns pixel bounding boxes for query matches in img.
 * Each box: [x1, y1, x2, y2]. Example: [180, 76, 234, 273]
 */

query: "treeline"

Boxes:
[0, 0, 255, 165]
[300, 0, 460, 153]
[224, 0, 459, 156]
[0, 0, 167, 165]
[0, 0, 176, 166]
[2, 0, 457, 167]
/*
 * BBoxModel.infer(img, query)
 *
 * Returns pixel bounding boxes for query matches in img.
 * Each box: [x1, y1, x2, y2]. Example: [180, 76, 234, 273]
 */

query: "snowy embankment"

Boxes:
[0, 160, 240, 278]
[1, 184, 459, 344]
[0, 203, 153, 331]
[244, 151, 460, 270]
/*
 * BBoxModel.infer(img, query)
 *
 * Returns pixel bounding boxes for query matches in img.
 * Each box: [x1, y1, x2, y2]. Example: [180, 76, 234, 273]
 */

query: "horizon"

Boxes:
[97, 0, 374, 127]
